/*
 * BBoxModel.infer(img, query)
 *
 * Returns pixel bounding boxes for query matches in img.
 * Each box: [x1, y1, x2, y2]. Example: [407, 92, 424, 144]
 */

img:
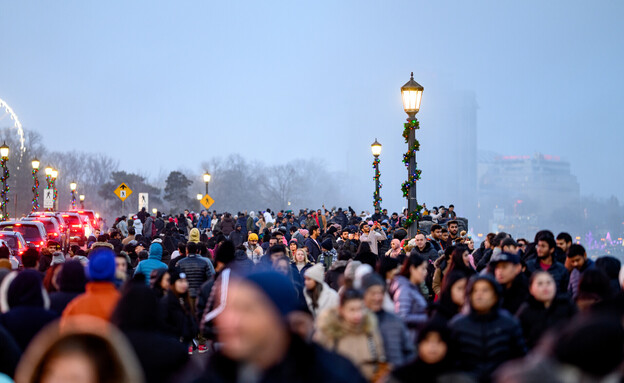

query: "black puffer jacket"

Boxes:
[176, 255, 214, 298]
[193, 334, 366, 383]
[160, 292, 198, 343]
[500, 273, 529, 315]
[449, 275, 526, 382]
[516, 295, 577, 349]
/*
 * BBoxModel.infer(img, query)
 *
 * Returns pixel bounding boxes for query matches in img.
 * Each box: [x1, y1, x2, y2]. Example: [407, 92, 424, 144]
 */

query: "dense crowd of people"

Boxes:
[0, 204, 623, 383]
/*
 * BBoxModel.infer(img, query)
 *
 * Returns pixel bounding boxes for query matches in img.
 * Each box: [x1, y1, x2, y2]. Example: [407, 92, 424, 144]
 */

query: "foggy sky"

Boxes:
[1, 1, 623, 214]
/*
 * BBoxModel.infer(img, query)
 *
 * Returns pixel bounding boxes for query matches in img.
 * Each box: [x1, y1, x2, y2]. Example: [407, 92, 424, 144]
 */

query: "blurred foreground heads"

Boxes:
[193, 271, 366, 383]
[15, 317, 144, 383]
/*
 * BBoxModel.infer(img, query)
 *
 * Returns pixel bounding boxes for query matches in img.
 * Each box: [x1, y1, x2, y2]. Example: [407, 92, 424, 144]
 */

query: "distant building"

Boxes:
[477, 152, 580, 234]
[418, 90, 478, 220]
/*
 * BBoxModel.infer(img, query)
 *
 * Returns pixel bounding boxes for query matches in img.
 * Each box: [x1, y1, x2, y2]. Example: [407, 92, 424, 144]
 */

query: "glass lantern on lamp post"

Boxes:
[401, 72, 424, 238]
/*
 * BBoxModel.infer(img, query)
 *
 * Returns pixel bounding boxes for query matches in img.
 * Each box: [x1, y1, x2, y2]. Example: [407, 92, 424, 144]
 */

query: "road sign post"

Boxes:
[43, 188, 54, 210]
[114, 183, 133, 216]
[200, 194, 215, 210]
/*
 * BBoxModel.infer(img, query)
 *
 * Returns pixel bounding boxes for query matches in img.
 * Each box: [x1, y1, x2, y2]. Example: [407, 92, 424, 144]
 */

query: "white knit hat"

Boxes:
[304, 263, 325, 284]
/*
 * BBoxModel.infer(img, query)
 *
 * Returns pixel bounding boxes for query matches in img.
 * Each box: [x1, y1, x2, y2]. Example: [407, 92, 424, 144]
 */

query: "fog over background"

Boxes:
[1, 1, 623, 237]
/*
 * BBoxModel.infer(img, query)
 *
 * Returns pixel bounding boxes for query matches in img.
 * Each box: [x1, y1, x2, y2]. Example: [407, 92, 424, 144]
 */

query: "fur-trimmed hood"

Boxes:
[316, 307, 378, 341]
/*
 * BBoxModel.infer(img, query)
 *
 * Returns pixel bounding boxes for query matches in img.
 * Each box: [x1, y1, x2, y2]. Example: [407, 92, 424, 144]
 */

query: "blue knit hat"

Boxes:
[88, 247, 116, 282]
[244, 271, 297, 318]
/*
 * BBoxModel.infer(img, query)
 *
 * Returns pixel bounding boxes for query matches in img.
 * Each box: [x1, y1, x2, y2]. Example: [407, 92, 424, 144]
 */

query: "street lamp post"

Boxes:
[31, 158, 40, 212]
[70, 181, 77, 210]
[371, 139, 382, 210]
[45, 166, 53, 212]
[0, 142, 9, 220]
[51, 170, 58, 211]
[79, 194, 85, 209]
[203, 172, 211, 195]
[401, 72, 424, 238]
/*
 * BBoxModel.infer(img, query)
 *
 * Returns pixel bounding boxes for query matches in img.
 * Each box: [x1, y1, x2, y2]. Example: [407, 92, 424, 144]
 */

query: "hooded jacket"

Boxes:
[412, 241, 439, 262]
[15, 316, 144, 383]
[314, 307, 385, 380]
[449, 275, 526, 382]
[49, 260, 87, 314]
[188, 228, 201, 243]
[112, 285, 188, 383]
[0, 270, 58, 351]
[303, 282, 339, 318]
[134, 243, 168, 285]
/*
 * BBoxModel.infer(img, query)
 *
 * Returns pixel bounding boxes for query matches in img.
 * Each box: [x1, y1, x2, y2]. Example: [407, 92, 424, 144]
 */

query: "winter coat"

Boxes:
[133, 219, 143, 235]
[189, 228, 201, 243]
[375, 310, 415, 367]
[303, 282, 339, 318]
[413, 242, 439, 262]
[325, 260, 348, 291]
[516, 295, 577, 349]
[112, 284, 189, 383]
[62, 281, 121, 323]
[314, 308, 386, 380]
[220, 217, 236, 236]
[291, 262, 313, 284]
[176, 254, 215, 298]
[236, 216, 248, 235]
[390, 359, 475, 383]
[142, 217, 154, 239]
[450, 309, 526, 382]
[0, 323, 20, 378]
[525, 259, 570, 295]
[476, 248, 494, 272]
[432, 255, 451, 296]
[134, 243, 168, 285]
[160, 292, 198, 343]
[49, 259, 87, 314]
[388, 275, 428, 342]
[197, 215, 211, 230]
[193, 333, 367, 383]
[229, 230, 244, 247]
[318, 248, 338, 270]
[49, 291, 82, 315]
[117, 220, 129, 237]
[568, 258, 594, 300]
[0, 271, 58, 352]
[499, 273, 530, 315]
[305, 237, 322, 262]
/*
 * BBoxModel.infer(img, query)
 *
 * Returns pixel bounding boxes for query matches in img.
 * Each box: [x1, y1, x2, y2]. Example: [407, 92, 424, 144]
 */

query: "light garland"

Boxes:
[372, 157, 382, 209]
[32, 169, 39, 211]
[401, 118, 423, 229]
[1, 158, 9, 220]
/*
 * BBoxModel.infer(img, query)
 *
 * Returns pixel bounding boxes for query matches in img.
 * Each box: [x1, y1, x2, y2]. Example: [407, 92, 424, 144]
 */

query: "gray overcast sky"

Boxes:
[1, 1, 623, 210]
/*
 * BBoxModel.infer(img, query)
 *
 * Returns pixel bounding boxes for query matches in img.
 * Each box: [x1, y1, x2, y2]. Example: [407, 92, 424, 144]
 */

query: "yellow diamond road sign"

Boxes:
[200, 194, 214, 210]
[114, 183, 133, 201]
